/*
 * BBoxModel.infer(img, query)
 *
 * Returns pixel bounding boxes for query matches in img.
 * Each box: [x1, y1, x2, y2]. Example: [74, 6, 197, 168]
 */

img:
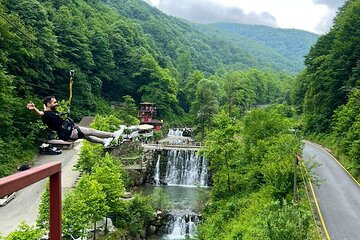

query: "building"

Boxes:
[138, 102, 163, 130]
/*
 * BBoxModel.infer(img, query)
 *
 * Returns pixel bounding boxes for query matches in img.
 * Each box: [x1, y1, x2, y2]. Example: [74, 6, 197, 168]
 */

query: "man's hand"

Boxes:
[27, 101, 36, 110]
[27, 101, 44, 116]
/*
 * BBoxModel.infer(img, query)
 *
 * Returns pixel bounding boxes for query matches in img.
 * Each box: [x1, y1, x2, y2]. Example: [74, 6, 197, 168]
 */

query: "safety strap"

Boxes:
[68, 70, 74, 115]
[69, 76, 73, 104]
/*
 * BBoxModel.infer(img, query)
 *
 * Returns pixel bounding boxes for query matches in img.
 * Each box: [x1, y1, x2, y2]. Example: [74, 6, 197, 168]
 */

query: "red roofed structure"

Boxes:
[138, 102, 163, 130]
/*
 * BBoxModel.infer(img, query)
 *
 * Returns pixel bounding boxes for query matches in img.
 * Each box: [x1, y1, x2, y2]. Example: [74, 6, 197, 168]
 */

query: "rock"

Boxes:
[149, 225, 157, 234]
[122, 192, 132, 199]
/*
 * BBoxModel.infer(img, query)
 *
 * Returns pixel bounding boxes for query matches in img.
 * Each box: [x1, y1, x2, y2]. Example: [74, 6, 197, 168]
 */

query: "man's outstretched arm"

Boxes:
[27, 101, 44, 116]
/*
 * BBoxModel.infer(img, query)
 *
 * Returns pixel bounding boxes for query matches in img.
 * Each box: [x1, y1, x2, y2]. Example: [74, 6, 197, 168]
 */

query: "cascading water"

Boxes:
[148, 131, 208, 239]
[154, 154, 161, 186]
[164, 210, 199, 240]
[164, 149, 208, 187]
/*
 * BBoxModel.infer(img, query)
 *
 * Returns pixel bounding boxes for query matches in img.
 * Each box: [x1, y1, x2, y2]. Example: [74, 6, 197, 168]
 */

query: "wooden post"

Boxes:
[50, 171, 62, 240]
[0, 162, 62, 239]
[293, 155, 298, 201]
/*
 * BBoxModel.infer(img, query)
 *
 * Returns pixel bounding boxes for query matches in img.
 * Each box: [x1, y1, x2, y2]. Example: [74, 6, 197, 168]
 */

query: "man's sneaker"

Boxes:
[103, 137, 113, 147]
[113, 128, 124, 140]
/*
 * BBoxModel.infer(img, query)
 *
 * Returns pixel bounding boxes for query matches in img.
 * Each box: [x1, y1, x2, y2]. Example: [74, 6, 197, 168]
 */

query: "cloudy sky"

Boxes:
[143, 0, 346, 34]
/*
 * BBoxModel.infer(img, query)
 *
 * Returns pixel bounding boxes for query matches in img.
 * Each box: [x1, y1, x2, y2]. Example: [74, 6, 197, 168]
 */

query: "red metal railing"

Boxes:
[0, 162, 62, 239]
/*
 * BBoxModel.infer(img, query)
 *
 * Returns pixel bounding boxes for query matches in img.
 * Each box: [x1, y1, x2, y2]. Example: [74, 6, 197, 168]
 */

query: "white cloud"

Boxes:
[157, 0, 277, 26]
[142, 0, 346, 34]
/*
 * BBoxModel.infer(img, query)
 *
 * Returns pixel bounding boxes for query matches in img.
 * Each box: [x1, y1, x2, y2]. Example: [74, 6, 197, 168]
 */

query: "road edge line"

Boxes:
[307, 173, 331, 240]
[298, 159, 323, 239]
[305, 140, 360, 188]
[299, 154, 331, 240]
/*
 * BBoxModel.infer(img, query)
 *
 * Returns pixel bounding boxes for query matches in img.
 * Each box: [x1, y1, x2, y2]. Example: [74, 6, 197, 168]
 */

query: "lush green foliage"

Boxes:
[206, 23, 318, 73]
[187, 69, 295, 139]
[147, 187, 172, 211]
[2, 222, 43, 240]
[113, 95, 140, 125]
[198, 108, 313, 239]
[112, 194, 154, 238]
[110, 0, 317, 75]
[294, 0, 360, 133]
[35, 115, 153, 239]
[292, 0, 360, 177]
[0, 0, 303, 176]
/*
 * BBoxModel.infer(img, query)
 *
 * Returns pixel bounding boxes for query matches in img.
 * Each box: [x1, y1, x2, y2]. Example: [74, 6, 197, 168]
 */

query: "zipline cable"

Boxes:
[1, 9, 116, 103]
[0, 12, 55, 56]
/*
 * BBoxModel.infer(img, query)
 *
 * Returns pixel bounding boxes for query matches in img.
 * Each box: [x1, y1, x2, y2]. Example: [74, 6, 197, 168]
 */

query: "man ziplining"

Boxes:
[27, 96, 123, 147]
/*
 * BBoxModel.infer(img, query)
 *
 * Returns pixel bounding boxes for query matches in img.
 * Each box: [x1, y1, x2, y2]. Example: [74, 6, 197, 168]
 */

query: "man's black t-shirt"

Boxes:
[41, 111, 64, 132]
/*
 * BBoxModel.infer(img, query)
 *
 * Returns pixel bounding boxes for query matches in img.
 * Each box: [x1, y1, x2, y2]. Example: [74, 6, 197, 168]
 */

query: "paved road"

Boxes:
[0, 141, 83, 236]
[302, 141, 360, 240]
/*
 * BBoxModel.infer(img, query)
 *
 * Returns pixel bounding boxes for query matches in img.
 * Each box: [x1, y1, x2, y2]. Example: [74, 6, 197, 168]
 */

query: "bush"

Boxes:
[147, 187, 172, 212]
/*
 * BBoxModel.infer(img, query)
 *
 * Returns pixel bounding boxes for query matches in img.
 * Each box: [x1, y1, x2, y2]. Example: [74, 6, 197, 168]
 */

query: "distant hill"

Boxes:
[207, 23, 319, 71]
[104, 0, 318, 74]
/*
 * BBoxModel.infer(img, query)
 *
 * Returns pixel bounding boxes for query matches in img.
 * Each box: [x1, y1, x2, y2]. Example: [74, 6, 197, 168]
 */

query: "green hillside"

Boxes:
[0, 0, 316, 177]
[209, 23, 319, 71]
[103, 0, 318, 74]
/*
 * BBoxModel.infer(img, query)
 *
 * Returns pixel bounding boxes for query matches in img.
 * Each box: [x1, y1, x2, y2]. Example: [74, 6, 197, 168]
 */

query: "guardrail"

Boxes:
[0, 162, 62, 239]
[143, 143, 202, 150]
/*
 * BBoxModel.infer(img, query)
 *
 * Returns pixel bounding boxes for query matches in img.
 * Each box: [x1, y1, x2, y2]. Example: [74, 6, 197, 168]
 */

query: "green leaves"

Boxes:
[147, 187, 172, 212]
[298, 0, 360, 133]
[263, 200, 311, 240]
[3, 222, 43, 240]
[138, 53, 179, 120]
[198, 108, 307, 239]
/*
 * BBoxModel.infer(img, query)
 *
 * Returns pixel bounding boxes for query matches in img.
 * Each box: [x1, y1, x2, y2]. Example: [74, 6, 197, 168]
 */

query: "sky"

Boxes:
[143, 0, 347, 34]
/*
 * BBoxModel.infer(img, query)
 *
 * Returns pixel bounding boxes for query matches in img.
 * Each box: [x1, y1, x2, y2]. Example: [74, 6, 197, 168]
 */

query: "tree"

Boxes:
[201, 111, 243, 198]
[62, 190, 92, 239]
[222, 71, 242, 117]
[300, 0, 360, 133]
[91, 153, 124, 210]
[176, 49, 192, 84]
[75, 142, 104, 174]
[113, 95, 140, 125]
[138, 53, 180, 120]
[148, 187, 172, 211]
[332, 89, 360, 174]
[4, 222, 43, 240]
[180, 70, 205, 112]
[191, 79, 220, 139]
[71, 175, 109, 238]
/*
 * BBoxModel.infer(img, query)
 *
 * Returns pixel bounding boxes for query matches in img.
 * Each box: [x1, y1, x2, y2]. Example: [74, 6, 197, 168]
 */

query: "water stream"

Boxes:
[141, 135, 209, 239]
[154, 154, 161, 186]
[164, 150, 207, 187]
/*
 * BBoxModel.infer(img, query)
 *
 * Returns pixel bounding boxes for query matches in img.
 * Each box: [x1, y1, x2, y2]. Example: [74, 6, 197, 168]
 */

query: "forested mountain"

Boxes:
[293, 0, 360, 177]
[0, 0, 341, 238]
[0, 0, 315, 177]
[103, 0, 318, 74]
[204, 23, 319, 72]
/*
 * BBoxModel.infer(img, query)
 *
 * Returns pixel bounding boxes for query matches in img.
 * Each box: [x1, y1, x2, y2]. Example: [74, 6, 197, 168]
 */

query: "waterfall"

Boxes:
[164, 211, 199, 239]
[164, 149, 208, 187]
[154, 154, 160, 185]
